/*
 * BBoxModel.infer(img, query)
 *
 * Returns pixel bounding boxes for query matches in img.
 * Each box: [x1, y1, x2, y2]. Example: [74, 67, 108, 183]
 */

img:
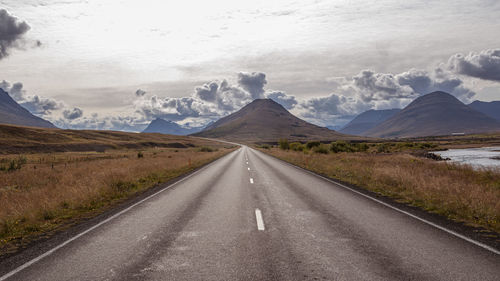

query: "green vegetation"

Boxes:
[279, 138, 290, 150]
[0, 156, 27, 172]
[306, 141, 321, 149]
[198, 146, 218, 152]
[278, 139, 439, 155]
[289, 142, 305, 151]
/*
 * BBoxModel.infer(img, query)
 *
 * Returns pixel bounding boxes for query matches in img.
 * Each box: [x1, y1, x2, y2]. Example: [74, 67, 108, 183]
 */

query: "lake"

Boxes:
[432, 146, 500, 170]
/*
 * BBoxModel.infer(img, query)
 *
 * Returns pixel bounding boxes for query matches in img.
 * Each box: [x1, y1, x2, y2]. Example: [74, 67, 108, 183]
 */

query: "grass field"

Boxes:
[0, 123, 218, 154]
[0, 124, 236, 257]
[261, 140, 500, 235]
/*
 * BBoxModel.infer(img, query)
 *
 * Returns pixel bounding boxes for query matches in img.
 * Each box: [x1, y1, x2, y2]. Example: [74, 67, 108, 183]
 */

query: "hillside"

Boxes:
[340, 109, 400, 136]
[0, 88, 56, 128]
[469, 100, 500, 121]
[0, 123, 223, 154]
[194, 99, 360, 142]
[142, 118, 202, 135]
[365, 91, 500, 138]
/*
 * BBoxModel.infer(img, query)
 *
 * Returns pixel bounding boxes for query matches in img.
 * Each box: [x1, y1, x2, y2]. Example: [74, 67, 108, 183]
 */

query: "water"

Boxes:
[432, 146, 500, 170]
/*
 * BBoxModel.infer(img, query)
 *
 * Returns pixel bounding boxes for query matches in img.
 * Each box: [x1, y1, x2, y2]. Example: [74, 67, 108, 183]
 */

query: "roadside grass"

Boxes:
[0, 146, 235, 256]
[261, 145, 500, 234]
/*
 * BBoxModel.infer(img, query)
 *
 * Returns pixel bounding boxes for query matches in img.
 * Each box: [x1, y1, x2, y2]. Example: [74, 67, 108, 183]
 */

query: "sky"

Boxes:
[1, 0, 500, 131]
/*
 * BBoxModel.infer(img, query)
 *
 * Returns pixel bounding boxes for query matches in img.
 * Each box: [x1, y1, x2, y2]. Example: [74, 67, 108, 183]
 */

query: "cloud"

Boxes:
[194, 81, 218, 102]
[0, 9, 31, 59]
[237, 72, 267, 99]
[63, 107, 83, 120]
[266, 91, 297, 109]
[0, 80, 24, 100]
[135, 89, 146, 97]
[295, 67, 475, 127]
[21, 95, 63, 115]
[135, 74, 264, 124]
[446, 49, 500, 81]
[53, 114, 147, 132]
[0, 81, 64, 115]
[396, 68, 475, 101]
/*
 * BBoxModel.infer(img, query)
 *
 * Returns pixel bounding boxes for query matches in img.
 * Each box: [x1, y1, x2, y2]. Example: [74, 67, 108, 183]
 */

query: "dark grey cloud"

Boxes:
[0, 80, 24, 100]
[446, 49, 500, 81]
[237, 72, 267, 99]
[352, 70, 416, 102]
[135, 75, 259, 124]
[135, 89, 146, 97]
[1, 80, 64, 116]
[194, 81, 218, 102]
[397, 68, 475, 101]
[63, 107, 83, 120]
[0, 9, 31, 59]
[295, 66, 476, 127]
[266, 91, 297, 109]
[21, 95, 63, 115]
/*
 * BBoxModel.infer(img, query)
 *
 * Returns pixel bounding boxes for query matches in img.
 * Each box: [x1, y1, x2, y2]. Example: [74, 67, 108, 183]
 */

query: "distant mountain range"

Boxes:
[468, 100, 500, 121]
[2, 85, 499, 140]
[194, 99, 359, 142]
[142, 118, 203, 135]
[363, 91, 500, 138]
[0, 88, 56, 128]
[339, 109, 400, 136]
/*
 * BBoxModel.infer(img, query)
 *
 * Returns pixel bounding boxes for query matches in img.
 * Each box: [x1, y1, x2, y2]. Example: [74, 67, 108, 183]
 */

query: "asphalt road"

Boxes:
[1, 146, 499, 280]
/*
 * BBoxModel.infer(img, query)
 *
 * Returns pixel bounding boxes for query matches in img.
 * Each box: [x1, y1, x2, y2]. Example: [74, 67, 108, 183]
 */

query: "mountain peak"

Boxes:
[142, 118, 202, 135]
[194, 98, 358, 142]
[365, 91, 500, 138]
[0, 88, 57, 129]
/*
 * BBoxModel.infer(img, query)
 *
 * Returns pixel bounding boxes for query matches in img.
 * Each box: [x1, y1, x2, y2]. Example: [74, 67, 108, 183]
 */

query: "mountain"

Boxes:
[365, 91, 500, 138]
[194, 99, 359, 142]
[468, 100, 500, 121]
[339, 109, 400, 136]
[0, 88, 56, 128]
[142, 118, 202, 135]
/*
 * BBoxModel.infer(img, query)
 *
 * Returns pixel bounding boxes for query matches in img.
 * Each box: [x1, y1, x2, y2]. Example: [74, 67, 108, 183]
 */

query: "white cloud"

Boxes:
[446, 49, 500, 82]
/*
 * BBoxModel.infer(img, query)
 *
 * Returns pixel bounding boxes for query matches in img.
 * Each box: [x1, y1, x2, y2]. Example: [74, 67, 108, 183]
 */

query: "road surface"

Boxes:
[1, 146, 499, 280]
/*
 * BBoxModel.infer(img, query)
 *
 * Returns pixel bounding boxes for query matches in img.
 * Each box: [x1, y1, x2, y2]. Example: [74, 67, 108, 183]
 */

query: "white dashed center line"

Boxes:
[248, 167, 250, 171]
[255, 209, 265, 231]
[250, 178, 254, 184]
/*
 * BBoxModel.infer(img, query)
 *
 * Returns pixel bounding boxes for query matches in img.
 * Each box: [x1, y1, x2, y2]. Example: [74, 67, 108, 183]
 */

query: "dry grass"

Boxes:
[0, 123, 219, 154]
[0, 146, 235, 256]
[263, 148, 500, 233]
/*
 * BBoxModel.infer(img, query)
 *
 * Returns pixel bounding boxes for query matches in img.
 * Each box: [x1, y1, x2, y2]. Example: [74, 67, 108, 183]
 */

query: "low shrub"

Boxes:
[313, 144, 329, 154]
[0, 156, 27, 172]
[199, 146, 216, 152]
[290, 142, 305, 151]
[306, 141, 321, 149]
[279, 139, 290, 150]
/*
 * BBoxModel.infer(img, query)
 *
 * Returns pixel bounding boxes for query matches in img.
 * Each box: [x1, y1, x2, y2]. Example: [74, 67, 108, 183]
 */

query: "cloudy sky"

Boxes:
[1, 0, 500, 131]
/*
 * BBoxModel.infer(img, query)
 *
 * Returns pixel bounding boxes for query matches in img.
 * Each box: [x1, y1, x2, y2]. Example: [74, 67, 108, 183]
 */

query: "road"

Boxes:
[1, 146, 499, 280]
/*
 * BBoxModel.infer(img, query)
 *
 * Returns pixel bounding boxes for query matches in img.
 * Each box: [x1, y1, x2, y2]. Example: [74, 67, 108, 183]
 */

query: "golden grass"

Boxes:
[0, 146, 235, 256]
[263, 148, 500, 233]
[0, 123, 221, 154]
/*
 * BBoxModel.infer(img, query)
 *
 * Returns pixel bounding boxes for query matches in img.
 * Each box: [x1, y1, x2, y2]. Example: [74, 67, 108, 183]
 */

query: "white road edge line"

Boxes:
[255, 209, 265, 231]
[251, 148, 500, 256]
[250, 178, 254, 184]
[0, 149, 239, 281]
